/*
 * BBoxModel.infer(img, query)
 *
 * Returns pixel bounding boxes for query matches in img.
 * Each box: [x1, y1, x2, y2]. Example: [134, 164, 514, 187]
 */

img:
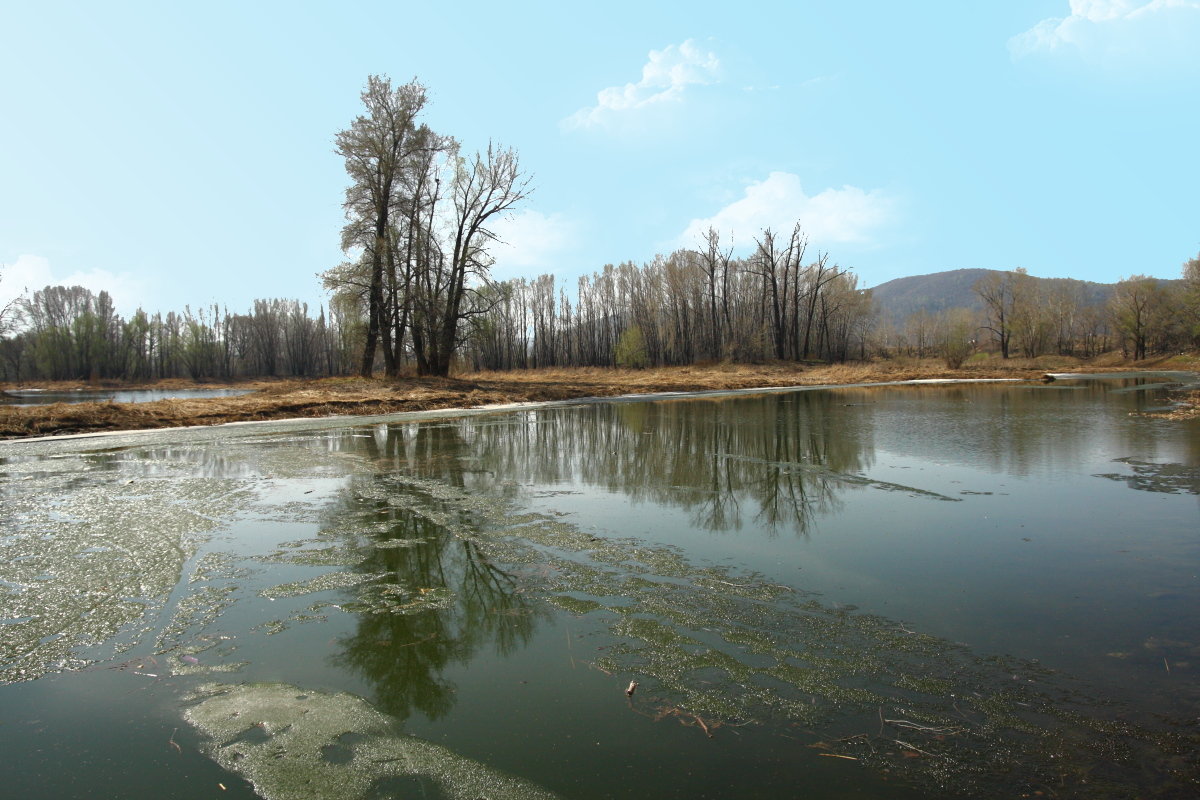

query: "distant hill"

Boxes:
[868, 268, 1123, 324]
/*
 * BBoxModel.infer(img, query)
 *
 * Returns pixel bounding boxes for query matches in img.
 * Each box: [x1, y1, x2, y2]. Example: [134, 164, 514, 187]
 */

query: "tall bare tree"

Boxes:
[410, 142, 529, 376]
[334, 75, 429, 377]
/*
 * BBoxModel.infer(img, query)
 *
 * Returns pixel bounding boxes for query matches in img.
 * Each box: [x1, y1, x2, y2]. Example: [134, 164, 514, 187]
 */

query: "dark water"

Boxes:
[0, 387, 253, 406]
[1, 376, 1197, 799]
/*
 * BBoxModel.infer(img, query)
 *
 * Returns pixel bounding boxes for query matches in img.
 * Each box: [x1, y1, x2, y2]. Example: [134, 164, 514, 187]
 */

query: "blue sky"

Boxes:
[2, 0, 1198, 317]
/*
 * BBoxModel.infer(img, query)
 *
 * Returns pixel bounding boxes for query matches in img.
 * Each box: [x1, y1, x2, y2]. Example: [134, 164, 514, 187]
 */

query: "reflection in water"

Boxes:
[284, 396, 1199, 796]
[330, 493, 542, 721]
[2, 378, 1198, 799]
[0, 388, 253, 406]
[1095, 457, 1200, 495]
[341, 391, 882, 536]
[233, 422, 545, 724]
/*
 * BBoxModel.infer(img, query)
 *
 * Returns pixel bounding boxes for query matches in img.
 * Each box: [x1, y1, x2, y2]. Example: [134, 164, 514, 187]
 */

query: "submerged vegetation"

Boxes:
[2, 70, 1199, 799]
[4, 395, 1198, 796]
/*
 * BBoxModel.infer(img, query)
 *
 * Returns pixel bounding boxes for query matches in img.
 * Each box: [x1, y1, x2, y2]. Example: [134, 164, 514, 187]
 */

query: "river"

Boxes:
[1, 374, 1197, 798]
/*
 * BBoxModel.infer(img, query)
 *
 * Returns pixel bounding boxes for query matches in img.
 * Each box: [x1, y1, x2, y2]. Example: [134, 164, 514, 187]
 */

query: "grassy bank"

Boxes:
[2, 356, 1197, 440]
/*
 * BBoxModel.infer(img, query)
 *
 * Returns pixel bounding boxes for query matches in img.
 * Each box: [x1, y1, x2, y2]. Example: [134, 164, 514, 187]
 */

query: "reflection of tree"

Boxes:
[319, 378, 1190, 544]
[331, 423, 541, 722]
[461, 391, 871, 535]
[312, 392, 876, 537]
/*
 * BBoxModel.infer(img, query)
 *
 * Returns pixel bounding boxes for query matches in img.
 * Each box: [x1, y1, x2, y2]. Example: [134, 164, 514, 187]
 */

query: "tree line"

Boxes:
[464, 225, 872, 371]
[3, 253, 1197, 383]
[2, 73, 1197, 383]
[886, 259, 1200, 368]
[0, 219, 874, 382]
[0, 285, 358, 382]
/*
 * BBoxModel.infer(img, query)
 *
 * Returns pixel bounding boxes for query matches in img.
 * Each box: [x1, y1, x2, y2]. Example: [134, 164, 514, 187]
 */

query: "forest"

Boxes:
[3, 254, 1197, 384]
[1, 74, 1198, 384]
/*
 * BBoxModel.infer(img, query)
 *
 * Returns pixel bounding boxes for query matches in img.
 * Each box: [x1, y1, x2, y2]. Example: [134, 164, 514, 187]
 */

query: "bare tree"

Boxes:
[334, 75, 429, 377]
[1183, 252, 1200, 347]
[410, 142, 529, 376]
[974, 269, 1020, 358]
[1110, 275, 1173, 360]
[0, 263, 23, 336]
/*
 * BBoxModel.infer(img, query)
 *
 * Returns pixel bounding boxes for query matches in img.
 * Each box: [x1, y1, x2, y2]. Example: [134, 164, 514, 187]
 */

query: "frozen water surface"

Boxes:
[1, 375, 1198, 799]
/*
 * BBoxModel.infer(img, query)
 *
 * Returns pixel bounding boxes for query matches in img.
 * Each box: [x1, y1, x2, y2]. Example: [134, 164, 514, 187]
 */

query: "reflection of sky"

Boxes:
[2, 378, 1198, 798]
[0, 388, 252, 406]
[843, 381, 1195, 478]
[495, 380, 1199, 686]
[4, 378, 1197, 703]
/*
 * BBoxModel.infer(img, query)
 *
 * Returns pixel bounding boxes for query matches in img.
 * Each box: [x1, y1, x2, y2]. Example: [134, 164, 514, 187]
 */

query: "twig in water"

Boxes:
[648, 704, 719, 738]
[883, 718, 964, 735]
[705, 578, 793, 592]
[168, 728, 182, 754]
[818, 753, 859, 760]
[894, 740, 943, 759]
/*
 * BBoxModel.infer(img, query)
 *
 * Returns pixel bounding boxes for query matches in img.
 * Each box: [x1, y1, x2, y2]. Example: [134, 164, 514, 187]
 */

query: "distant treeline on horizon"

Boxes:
[1, 258, 1197, 384]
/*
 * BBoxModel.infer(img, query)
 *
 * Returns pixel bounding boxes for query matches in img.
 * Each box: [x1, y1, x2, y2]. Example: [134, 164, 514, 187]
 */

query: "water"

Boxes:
[0, 387, 254, 406]
[1, 375, 1197, 799]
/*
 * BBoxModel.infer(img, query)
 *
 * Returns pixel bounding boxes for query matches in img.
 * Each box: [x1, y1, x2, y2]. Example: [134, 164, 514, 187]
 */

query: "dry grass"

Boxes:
[2, 356, 1194, 440]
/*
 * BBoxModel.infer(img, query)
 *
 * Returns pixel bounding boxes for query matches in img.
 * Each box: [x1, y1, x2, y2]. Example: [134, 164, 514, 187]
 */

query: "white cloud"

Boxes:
[1010, 1, 1200, 67]
[562, 39, 720, 131]
[489, 210, 578, 278]
[0, 254, 148, 317]
[677, 172, 895, 250]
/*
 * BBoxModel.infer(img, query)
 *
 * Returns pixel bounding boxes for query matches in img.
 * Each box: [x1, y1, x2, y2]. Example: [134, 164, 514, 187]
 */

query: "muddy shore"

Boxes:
[2, 359, 1196, 440]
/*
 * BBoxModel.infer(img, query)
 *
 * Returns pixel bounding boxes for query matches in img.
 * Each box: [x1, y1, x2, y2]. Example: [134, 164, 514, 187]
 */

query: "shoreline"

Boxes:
[3, 361, 1197, 440]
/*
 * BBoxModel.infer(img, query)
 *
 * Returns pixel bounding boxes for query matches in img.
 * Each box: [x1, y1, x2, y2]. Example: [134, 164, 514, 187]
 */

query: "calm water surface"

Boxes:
[1, 376, 1197, 799]
[1, 388, 253, 406]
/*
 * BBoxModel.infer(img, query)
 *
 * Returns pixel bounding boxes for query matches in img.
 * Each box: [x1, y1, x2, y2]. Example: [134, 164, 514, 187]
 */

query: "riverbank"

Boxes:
[3, 356, 1197, 439]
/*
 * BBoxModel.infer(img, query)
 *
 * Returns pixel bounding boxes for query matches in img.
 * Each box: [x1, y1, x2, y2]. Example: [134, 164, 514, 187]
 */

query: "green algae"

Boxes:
[261, 571, 388, 600]
[349, 481, 1199, 797]
[894, 673, 954, 695]
[5, 394, 1199, 799]
[0, 468, 249, 683]
[341, 583, 455, 616]
[183, 682, 559, 800]
[545, 595, 603, 615]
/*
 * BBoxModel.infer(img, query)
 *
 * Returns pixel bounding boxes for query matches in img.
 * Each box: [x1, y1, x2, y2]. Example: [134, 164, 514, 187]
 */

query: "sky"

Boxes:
[2, 0, 1198, 318]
